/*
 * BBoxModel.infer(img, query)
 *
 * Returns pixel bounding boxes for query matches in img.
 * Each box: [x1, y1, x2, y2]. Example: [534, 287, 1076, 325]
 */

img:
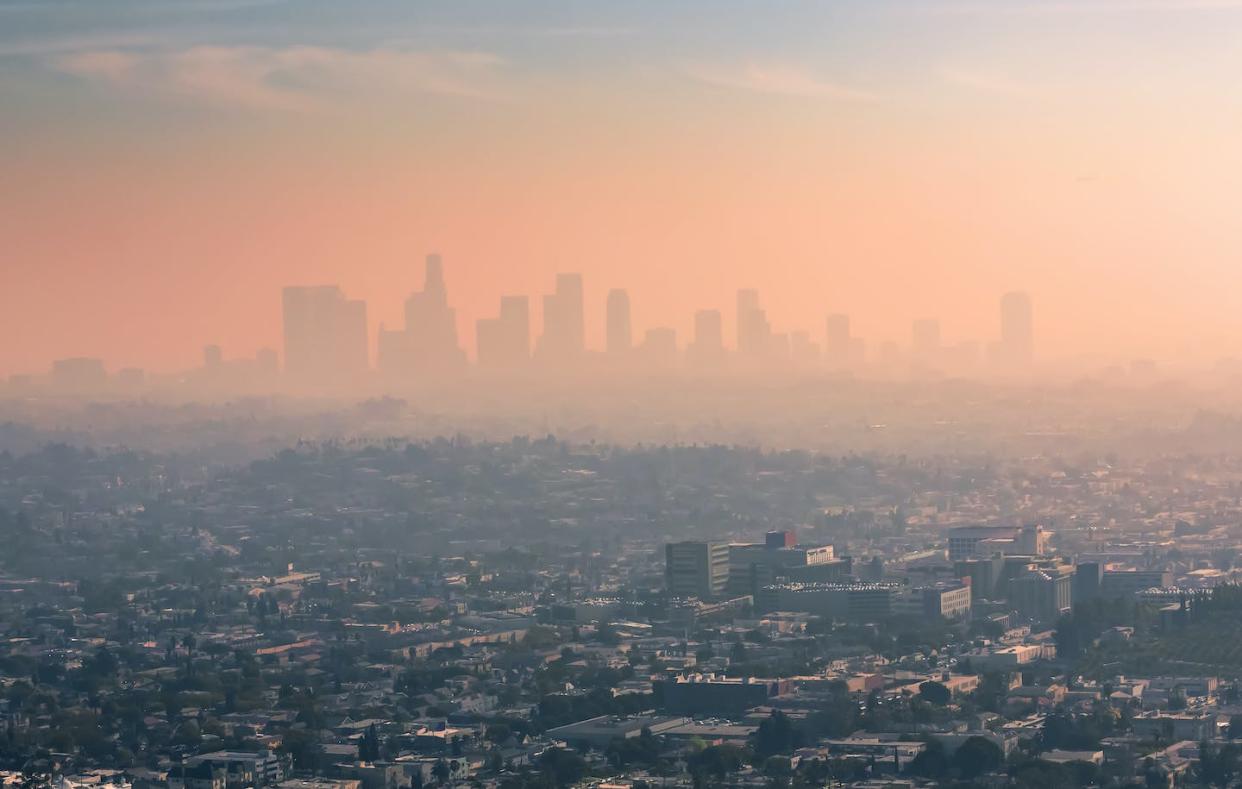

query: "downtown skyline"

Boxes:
[27, 253, 1041, 392]
[6, 1, 1242, 376]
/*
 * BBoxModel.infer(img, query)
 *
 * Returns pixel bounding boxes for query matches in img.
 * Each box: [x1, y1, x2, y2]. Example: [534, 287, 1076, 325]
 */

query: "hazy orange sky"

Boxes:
[4, 0, 1242, 376]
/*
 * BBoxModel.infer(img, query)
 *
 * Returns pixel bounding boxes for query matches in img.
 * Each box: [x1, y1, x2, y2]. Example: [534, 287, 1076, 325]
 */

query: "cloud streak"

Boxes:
[52, 45, 507, 111]
[939, 66, 1028, 95]
[684, 62, 878, 102]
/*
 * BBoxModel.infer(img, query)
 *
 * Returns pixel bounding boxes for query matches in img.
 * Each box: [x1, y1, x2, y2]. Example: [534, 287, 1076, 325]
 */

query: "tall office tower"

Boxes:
[911, 318, 941, 365]
[606, 289, 633, 355]
[203, 344, 223, 368]
[499, 295, 531, 362]
[688, 309, 725, 370]
[825, 313, 851, 369]
[665, 541, 730, 600]
[403, 254, 465, 373]
[282, 285, 368, 385]
[790, 331, 818, 364]
[736, 288, 771, 356]
[999, 291, 1034, 368]
[640, 327, 678, 369]
[690, 309, 724, 354]
[477, 295, 531, 370]
[536, 273, 585, 363]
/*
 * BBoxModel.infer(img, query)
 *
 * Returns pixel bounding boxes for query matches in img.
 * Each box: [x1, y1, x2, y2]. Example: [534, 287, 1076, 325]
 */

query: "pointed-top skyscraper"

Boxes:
[378, 253, 465, 380]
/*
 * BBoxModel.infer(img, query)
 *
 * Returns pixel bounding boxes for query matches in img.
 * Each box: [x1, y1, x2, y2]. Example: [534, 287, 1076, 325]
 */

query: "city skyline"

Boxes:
[25, 253, 1046, 390]
[7, 1, 1242, 375]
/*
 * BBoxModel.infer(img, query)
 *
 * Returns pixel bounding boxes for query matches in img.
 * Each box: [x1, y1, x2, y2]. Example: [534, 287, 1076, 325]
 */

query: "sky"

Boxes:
[3, 0, 1242, 376]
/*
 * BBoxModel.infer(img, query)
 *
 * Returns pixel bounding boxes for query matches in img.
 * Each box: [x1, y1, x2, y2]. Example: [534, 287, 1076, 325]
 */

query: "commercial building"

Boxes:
[736, 289, 771, 357]
[184, 751, 284, 788]
[282, 285, 368, 385]
[727, 536, 838, 598]
[947, 525, 1048, 561]
[665, 541, 730, 600]
[477, 295, 531, 370]
[1009, 563, 1074, 623]
[657, 675, 791, 716]
[537, 273, 585, 363]
[546, 714, 684, 750]
[918, 581, 973, 620]
[606, 289, 633, 356]
[757, 582, 899, 620]
[1101, 569, 1174, 599]
[689, 309, 725, 366]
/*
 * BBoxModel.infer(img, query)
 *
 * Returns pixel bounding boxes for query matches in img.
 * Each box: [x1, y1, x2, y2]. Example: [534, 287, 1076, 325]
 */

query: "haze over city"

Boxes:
[15, 5, 1242, 789]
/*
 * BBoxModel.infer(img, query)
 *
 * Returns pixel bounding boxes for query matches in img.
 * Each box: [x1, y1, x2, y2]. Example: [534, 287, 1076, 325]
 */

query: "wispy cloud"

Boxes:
[939, 65, 1028, 95]
[51, 45, 506, 111]
[684, 62, 878, 102]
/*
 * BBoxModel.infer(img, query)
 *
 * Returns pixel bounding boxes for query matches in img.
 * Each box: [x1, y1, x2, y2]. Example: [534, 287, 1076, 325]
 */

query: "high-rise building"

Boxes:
[640, 327, 678, 369]
[606, 289, 632, 356]
[393, 254, 466, 378]
[477, 295, 530, 370]
[790, 331, 818, 364]
[1009, 564, 1074, 623]
[825, 314, 851, 369]
[689, 309, 725, 368]
[693, 309, 723, 352]
[282, 285, 368, 385]
[999, 291, 1034, 369]
[378, 254, 466, 380]
[736, 289, 770, 356]
[665, 541, 730, 600]
[537, 273, 585, 363]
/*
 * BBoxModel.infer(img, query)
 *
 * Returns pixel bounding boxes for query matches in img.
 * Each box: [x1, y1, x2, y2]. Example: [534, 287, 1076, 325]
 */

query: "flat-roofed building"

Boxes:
[665, 541, 730, 600]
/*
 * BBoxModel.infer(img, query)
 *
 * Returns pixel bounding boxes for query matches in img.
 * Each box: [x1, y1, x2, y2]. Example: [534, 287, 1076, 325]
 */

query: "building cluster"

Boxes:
[20, 255, 1035, 394]
[4, 440, 1242, 788]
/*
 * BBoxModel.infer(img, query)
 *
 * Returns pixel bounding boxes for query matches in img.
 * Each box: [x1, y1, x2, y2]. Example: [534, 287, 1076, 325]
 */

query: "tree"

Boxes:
[906, 740, 948, 779]
[1199, 740, 1241, 787]
[918, 680, 951, 706]
[951, 736, 1003, 779]
[431, 759, 450, 785]
[360, 723, 380, 762]
[538, 747, 587, 787]
[754, 711, 799, 760]
[687, 745, 746, 780]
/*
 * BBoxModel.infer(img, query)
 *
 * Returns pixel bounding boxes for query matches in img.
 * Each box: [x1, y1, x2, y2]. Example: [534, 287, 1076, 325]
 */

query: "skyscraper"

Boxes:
[379, 254, 466, 381]
[407, 254, 464, 370]
[999, 291, 1034, 368]
[694, 309, 723, 352]
[790, 331, 818, 364]
[282, 285, 368, 386]
[688, 309, 725, 369]
[606, 288, 632, 356]
[640, 327, 677, 369]
[477, 295, 530, 370]
[736, 288, 770, 356]
[536, 273, 585, 363]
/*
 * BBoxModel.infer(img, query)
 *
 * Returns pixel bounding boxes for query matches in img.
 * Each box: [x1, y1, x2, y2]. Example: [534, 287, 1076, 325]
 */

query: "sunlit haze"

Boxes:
[4, 0, 1242, 381]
